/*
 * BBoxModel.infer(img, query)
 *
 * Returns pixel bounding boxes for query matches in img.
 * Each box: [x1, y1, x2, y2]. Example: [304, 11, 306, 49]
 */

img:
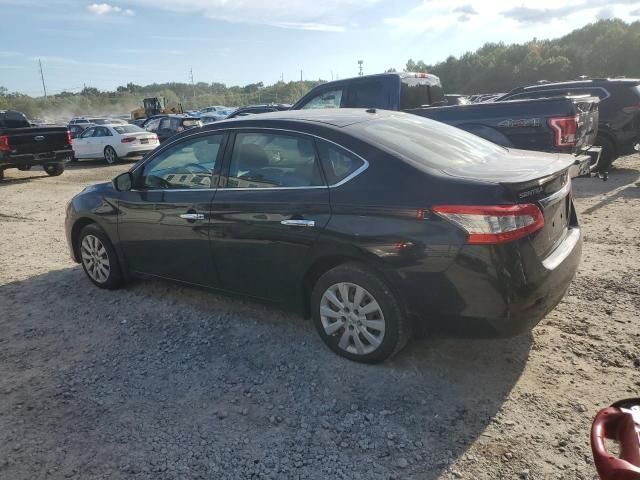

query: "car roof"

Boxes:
[215, 108, 386, 128]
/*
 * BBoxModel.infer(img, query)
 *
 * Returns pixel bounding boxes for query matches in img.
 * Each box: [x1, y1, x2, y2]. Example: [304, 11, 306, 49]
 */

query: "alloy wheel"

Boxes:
[81, 234, 111, 283]
[320, 282, 386, 355]
[105, 147, 117, 164]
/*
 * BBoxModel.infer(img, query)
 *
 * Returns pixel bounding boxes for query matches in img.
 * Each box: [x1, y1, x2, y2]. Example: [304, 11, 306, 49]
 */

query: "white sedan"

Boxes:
[72, 124, 159, 164]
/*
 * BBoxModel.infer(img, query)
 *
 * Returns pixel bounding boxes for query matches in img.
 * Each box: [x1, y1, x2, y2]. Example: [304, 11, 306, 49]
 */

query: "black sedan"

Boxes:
[65, 109, 582, 363]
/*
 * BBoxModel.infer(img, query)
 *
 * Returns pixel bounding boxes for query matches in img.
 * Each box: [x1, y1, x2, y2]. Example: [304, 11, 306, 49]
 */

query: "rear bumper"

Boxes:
[0, 149, 72, 168]
[396, 225, 582, 337]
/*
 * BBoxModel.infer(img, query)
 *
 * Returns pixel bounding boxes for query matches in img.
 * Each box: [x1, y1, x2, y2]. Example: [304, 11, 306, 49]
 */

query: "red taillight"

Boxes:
[121, 137, 135, 143]
[432, 204, 544, 245]
[548, 116, 577, 148]
[66, 130, 72, 145]
[0, 135, 9, 152]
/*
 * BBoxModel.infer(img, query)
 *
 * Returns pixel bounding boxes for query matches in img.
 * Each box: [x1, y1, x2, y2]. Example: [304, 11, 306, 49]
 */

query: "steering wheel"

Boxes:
[183, 163, 211, 174]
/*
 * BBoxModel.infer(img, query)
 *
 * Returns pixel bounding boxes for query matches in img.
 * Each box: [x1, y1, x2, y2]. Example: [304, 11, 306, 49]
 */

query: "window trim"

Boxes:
[131, 127, 368, 192]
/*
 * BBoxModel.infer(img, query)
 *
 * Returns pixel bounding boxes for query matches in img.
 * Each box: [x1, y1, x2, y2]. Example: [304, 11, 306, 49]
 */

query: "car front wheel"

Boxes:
[78, 224, 122, 289]
[311, 263, 411, 363]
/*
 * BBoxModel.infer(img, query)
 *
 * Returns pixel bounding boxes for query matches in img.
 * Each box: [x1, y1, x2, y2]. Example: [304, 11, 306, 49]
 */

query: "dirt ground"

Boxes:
[0, 155, 638, 480]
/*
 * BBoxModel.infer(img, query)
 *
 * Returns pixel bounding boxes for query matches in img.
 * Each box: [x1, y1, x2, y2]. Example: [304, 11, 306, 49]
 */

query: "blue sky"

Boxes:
[1, 0, 639, 96]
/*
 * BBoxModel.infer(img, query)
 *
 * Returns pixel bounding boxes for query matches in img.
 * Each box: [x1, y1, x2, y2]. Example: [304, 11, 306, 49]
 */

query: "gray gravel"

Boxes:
[1, 157, 639, 479]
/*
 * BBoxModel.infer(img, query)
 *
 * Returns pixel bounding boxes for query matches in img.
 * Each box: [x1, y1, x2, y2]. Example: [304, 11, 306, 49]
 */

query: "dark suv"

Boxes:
[498, 79, 640, 170]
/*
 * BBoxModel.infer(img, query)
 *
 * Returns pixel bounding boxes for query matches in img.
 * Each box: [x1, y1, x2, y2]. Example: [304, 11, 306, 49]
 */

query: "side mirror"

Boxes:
[113, 172, 133, 192]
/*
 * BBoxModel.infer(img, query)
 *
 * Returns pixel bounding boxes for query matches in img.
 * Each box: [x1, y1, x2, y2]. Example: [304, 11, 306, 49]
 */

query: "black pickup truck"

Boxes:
[496, 78, 640, 170]
[0, 110, 72, 181]
[292, 73, 603, 173]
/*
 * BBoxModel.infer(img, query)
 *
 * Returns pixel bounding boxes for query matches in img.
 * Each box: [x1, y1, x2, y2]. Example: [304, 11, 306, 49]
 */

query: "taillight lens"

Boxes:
[66, 130, 72, 145]
[432, 204, 544, 244]
[0, 135, 9, 152]
[121, 137, 135, 143]
[548, 116, 577, 148]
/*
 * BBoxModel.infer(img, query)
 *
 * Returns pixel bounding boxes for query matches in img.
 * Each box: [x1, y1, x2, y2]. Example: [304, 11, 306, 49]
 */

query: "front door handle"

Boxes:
[180, 213, 205, 221]
[281, 219, 315, 227]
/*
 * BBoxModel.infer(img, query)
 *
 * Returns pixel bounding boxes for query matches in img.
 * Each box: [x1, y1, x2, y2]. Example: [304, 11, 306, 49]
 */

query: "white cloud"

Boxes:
[127, 0, 378, 31]
[87, 3, 134, 16]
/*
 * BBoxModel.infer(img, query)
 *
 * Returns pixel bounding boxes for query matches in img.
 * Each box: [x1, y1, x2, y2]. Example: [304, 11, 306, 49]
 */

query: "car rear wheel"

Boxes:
[78, 224, 122, 289]
[311, 263, 411, 363]
[43, 164, 64, 176]
[104, 146, 119, 165]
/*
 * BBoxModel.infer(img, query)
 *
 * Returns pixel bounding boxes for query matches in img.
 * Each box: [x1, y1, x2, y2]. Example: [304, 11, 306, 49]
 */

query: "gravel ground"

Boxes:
[0, 156, 638, 480]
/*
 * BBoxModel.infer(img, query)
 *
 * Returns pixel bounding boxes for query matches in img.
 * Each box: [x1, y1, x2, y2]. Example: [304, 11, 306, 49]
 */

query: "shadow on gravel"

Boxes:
[0, 267, 531, 480]
[572, 166, 640, 199]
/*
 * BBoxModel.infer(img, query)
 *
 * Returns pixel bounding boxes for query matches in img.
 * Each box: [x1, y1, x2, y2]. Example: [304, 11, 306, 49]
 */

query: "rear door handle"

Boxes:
[180, 213, 205, 221]
[281, 219, 315, 227]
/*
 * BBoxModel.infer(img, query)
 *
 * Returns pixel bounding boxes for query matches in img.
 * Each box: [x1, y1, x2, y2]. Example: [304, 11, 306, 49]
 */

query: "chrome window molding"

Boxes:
[130, 126, 370, 193]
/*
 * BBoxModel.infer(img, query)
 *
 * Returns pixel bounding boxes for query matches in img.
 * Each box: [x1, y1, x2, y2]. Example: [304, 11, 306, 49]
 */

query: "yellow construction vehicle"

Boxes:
[130, 97, 183, 121]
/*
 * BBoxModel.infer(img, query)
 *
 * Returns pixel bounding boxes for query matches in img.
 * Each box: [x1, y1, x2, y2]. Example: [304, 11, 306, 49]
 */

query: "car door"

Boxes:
[92, 126, 113, 158]
[73, 127, 95, 157]
[209, 130, 331, 302]
[156, 117, 175, 143]
[117, 132, 227, 286]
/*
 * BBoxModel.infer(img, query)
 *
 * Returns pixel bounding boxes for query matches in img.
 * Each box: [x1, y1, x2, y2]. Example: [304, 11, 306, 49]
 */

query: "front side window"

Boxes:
[300, 89, 343, 110]
[140, 134, 223, 190]
[226, 132, 324, 188]
[159, 118, 172, 130]
[316, 140, 365, 185]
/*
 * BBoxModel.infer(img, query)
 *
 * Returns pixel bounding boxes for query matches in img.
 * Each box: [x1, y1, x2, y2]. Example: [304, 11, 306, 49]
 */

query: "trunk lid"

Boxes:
[443, 148, 575, 258]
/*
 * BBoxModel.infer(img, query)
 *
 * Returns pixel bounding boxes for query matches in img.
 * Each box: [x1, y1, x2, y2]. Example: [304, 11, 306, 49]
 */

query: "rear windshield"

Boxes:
[356, 114, 506, 171]
[113, 125, 144, 134]
[400, 77, 446, 109]
[89, 118, 110, 125]
[0, 111, 30, 128]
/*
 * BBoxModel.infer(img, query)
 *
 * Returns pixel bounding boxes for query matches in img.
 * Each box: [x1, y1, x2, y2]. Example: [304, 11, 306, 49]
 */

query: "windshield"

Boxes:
[355, 113, 507, 172]
[113, 125, 144, 134]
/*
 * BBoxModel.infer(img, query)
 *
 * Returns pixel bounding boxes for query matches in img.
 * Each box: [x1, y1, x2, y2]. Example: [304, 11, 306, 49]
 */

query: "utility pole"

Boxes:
[38, 59, 48, 99]
[358, 60, 363, 77]
[300, 70, 303, 82]
[189, 68, 196, 102]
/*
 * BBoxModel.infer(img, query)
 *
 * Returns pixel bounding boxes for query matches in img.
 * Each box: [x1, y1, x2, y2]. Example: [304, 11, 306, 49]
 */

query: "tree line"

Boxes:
[1, 19, 638, 120]
[406, 19, 640, 94]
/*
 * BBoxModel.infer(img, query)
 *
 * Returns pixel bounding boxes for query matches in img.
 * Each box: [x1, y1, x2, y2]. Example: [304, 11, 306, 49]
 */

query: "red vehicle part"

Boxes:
[591, 399, 640, 480]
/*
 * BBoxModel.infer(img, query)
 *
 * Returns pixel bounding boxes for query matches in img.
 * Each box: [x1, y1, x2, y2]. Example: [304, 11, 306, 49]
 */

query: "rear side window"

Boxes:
[346, 80, 390, 109]
[316, 139, 365, 185]
[0, 111, 30, 128]
[226, 132, 324, 188]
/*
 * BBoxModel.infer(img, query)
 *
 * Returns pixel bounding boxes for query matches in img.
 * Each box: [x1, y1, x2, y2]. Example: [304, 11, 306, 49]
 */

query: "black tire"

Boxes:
[17, 165, 31, 171]
[43, 163, 64, 176]
[0, 169, 4, 181]
[104, 146, 119, 164]
[311, 262, 411, 363]
[77, 223, 123, 290]
[595, 136, 616, 173]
